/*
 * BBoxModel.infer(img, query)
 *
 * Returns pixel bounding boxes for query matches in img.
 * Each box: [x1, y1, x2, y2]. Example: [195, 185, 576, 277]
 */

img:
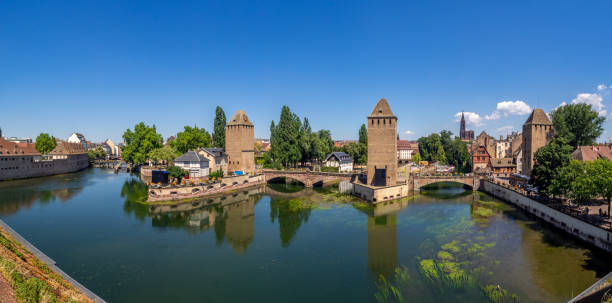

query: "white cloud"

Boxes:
[404, 130, 414, 135]
[598, 84, 607, 91]
[485, 100, 532, 120]
[496, 126, 514, 134]
[455, 112, 483, 126]
[571, 93, 607, 116]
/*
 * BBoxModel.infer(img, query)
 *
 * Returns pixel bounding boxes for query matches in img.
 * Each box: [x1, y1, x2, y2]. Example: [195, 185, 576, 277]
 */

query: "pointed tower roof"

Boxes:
[524, 108, 552, 125]
[227, 110, 253, 126]
[368, 98, 396, 118]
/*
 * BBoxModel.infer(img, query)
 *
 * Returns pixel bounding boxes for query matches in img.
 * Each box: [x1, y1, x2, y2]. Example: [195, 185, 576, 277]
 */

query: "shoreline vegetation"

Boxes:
[0, 226, 94, 303]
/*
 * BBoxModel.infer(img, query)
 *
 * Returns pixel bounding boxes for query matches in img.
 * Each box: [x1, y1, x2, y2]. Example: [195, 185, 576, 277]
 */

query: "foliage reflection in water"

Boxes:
[0, 169, 610, 302]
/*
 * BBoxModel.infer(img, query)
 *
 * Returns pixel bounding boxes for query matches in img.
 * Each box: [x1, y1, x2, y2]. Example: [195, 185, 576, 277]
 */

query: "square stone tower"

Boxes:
[367, 98, 397, 186]
[521, 108, 554, 177]
[225, 110, 255, 175]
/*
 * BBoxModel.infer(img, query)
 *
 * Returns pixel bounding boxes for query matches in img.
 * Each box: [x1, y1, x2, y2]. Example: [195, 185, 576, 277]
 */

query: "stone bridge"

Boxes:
[412, 175, 479, 191]
[262, 170, 355, 187]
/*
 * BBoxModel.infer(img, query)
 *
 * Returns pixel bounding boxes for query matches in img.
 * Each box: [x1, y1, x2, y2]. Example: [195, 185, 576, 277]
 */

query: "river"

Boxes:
[0, 168, 609, 302]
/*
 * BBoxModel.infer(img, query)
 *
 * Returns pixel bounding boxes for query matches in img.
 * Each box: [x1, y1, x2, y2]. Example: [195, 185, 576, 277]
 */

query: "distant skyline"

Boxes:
[1, 1, 611, 143]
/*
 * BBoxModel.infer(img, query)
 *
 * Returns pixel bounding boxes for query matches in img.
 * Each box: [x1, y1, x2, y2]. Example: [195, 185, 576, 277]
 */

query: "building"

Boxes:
[397, 140, 418, 162]
[67, 133, 88, 151]
[459, 112, 475, 141]
[0, 137, 88, 181]
[367, 98, 398, 186]
[334, 140, 357, 149]
[104, 139, 120, 157]
[572, 145, 612, 162]
[496, 138, 511, 158]
[6, 137, 33, 144]
[225, 110, 255, 175]
[174, 151, 210, 179]
[472, 144, 492, 174]
[513, 147, 523, 175]
[475, 131, 496, 159]
[521, 109, 554, 177]
[324, 152, 353, 172]
[490, 157, 515, 178]
[198, 148, 228, 175]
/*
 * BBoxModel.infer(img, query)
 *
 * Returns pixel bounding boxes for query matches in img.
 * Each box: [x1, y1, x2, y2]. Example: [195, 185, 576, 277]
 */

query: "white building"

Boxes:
[324, 152, 353, 172]
[496, 140, 511, 158]
[68, 133, 88, 151]
[175, 151, 210, 179]
[104, 139, 120, 157]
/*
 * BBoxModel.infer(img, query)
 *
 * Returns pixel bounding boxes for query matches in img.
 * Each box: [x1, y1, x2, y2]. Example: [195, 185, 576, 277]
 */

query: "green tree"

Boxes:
[550, 103, 606, 148]
[343, 141, 367, 164]
[34, 133, 57, 154]
[212, 106, 227, 148]
[171, 125, 211, 154]
[587, 159, 612, 222]
[359, 123, 368, 145]
[269, 106, 302, 167]
[167, 165, 187, 180]
[122, 122, 163, 165]
[87, 146, 108, 162]
[299, 118, 314, 164]
[531, 137, 574, 197]
[149, 146, 179, 165]
[417, 133, 446, 164]
[553, 160, 594, 203]
[315, 129, 334, 161]
[412, 153, 422, 164]
[445, 138, 472, 173]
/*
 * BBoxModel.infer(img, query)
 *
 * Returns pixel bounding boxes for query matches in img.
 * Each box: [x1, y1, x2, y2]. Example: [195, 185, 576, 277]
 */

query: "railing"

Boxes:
[485, 179, 611, 231]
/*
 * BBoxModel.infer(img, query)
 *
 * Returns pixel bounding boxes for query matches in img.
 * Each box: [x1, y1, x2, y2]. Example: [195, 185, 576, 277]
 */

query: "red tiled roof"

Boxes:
[572, 145, 612, 162]
[0, 137, 39, 156]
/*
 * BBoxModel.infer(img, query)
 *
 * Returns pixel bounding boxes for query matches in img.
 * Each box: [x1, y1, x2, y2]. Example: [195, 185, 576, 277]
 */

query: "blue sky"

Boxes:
[1, 1, 611, 143]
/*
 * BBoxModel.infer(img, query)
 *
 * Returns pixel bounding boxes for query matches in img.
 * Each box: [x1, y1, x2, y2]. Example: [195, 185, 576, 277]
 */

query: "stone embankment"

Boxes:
[147, 174, 265, 202]
[0, 220, 105, 302]
[480, 180, 612, 252]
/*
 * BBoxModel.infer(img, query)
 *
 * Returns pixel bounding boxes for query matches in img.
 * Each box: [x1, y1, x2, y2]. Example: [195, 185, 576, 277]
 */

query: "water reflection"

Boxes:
[0, 170, 96, 216]
[368, 213, 398, 278]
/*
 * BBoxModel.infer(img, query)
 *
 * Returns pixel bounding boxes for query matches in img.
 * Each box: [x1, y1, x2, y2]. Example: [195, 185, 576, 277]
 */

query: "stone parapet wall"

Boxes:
[352, 182, 411, 203]
[481, 180, 612, 252]
[148, 174, 265, 202]
[0, 154, 89, 181]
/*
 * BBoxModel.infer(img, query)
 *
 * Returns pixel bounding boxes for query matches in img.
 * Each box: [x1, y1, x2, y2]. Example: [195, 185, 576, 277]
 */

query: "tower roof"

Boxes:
[524, 108, 552, 125]
[369, 98, 396, 118]
[227, 110, 253, 126]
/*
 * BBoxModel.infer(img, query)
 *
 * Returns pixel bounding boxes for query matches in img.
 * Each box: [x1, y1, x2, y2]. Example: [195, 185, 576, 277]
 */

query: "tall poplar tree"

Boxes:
[212, 106, 227, 148]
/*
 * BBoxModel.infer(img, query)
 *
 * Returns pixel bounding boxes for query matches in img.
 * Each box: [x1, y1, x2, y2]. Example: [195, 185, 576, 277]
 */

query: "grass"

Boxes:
[0, 227, 90, 302]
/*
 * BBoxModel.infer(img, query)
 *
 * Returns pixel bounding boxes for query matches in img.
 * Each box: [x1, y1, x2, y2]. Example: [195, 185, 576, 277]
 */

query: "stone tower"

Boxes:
[367, 98, 397, 186]
[225, 110, 255, 175]
[521, 108, 554, 177]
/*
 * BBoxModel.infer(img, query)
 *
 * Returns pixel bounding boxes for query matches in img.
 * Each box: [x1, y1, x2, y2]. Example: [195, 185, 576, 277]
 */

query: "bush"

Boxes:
[321, 166, 339, 173]
[167, 165, 187, 179]
[209, 169, 223, 179]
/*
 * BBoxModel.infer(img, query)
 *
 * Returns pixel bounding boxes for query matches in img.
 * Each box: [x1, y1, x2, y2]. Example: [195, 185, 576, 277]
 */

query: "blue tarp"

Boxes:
[234, 171, 244, 176]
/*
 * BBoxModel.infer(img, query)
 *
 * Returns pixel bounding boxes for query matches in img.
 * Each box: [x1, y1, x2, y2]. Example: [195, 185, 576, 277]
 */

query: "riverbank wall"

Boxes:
[480, 180, 612, 253]
[148, 174, 265, 202]
[0, 219, 106, 302]
[0, 154, 89, 181]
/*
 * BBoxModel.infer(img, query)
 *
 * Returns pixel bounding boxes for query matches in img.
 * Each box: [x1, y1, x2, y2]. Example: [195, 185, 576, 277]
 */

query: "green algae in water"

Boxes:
[437, 250, 454, 261]
[473, 207, 494, 218]
[481, 285, 519, 303]
[441, 240, 461, 253]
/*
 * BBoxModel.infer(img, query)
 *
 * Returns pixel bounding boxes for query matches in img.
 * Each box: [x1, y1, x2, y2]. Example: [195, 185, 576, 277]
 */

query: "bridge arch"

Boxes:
[266, 176, 307, 187]
[413, 176, 476, 191]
